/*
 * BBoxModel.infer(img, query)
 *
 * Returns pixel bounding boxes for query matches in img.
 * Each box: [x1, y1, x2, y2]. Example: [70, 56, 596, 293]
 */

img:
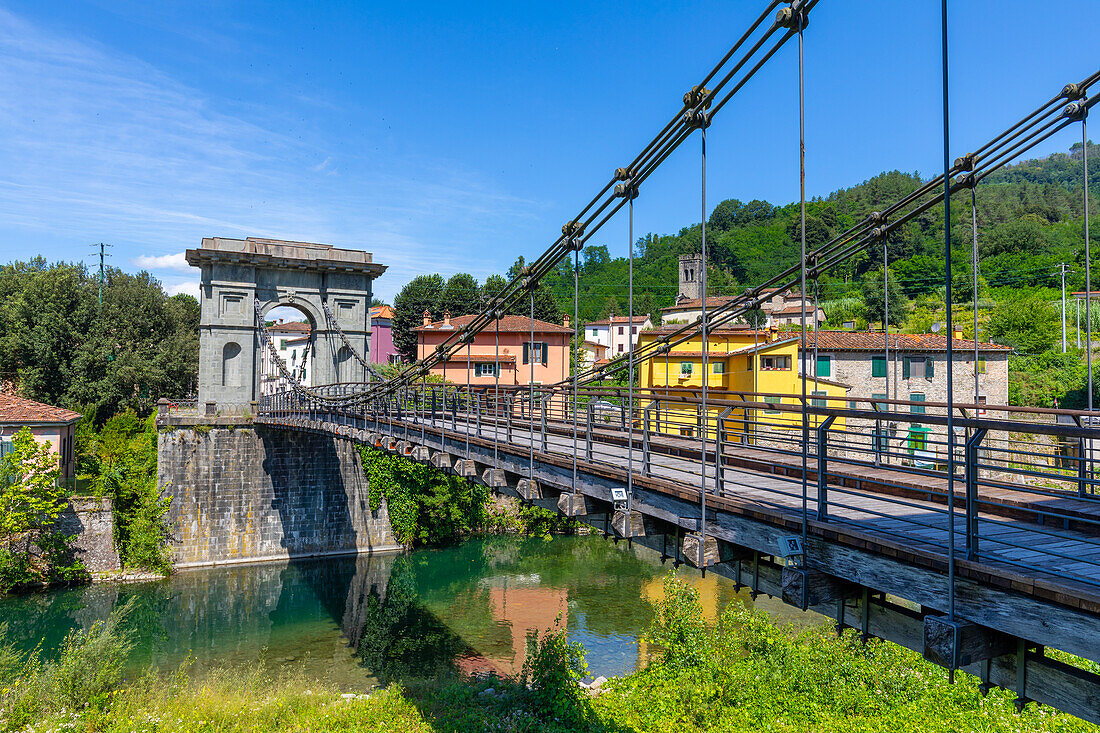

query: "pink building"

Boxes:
[370, 305, 400, 365]
[415, 311, 572, 387]
[0, 394, 81, 481]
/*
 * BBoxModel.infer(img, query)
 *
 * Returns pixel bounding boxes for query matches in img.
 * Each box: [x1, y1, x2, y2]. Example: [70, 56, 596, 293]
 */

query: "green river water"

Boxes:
[1, 536, 813, 688]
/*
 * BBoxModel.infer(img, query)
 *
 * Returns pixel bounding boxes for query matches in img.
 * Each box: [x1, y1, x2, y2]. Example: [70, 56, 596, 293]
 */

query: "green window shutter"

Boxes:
[926, 357, 934, 378]
[522, 342, 529, 365]
[872, 356, 886, 378]
[816, 355, 831, 378]
[902, 357, 910, 380]
[910, 393, 925, 414]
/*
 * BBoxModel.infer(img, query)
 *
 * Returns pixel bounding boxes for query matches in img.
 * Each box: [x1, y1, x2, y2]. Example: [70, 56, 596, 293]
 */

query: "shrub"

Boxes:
[645, 572, 709, 668]
[0, 427, 66, 534]
[0, 599, 134, 727]
[522, 622, 590, 728]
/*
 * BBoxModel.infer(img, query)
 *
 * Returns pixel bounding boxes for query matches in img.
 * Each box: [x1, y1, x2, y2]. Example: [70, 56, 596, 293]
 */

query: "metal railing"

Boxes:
[258, 383, 1100, 592]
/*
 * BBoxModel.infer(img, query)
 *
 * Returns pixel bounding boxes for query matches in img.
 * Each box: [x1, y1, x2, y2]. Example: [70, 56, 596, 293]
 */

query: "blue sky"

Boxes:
[0, 1, 1096, 302]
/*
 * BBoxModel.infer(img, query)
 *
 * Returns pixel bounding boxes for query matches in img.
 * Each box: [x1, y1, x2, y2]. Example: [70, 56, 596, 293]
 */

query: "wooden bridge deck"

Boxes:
[389, 412, 1100, 611]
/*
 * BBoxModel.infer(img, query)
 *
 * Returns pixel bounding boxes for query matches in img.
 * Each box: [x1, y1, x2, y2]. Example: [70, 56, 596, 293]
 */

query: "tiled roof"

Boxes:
[662, 295, 739, 311]
[584, 315, 651, 326]
[370, 305, 394, 319]
[0, 394, 82, 425]
[642, 325, 773, 338]
[772, 303, 821, 316]
[270, 321, 311, 333]
[802, 331, 1012, 353]
[415, 314, 572, 334]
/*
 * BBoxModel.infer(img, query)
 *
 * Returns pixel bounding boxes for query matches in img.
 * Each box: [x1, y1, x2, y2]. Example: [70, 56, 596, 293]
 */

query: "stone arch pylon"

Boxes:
[186, 237, 387, 409]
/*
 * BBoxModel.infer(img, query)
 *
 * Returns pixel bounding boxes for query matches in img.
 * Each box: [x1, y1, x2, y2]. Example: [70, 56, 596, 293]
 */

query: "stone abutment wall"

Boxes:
[157, 424, 400, 568]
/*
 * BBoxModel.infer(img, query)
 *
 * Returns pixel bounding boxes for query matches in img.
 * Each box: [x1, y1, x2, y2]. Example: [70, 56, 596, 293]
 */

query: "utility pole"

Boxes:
[91, 242, 112, 313]
[1061, 262, 1068, 353]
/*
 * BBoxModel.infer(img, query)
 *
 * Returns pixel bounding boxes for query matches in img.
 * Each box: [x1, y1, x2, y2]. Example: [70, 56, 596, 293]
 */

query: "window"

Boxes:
[475, 363, 499, 377]
[816, 354, 832, 378]
[977, 395, 987, 416]
[872, 356, 887, 378]
[713, 362, 725, 375]
[811, 390, 827, 407]
[764, 397, 781, 415]
[618, 344, 624, 353]
[680, 362, 694, 376]
[908, 426, 930, 454]
[910, 392, 926, 414]
[389, 354, 402, 365]
[761, 355, 791, 371]
[591, 329, 598, 337]
[280, 339, 289, 351]
[632, 327, 638, 334]
[618, 326, 624, 335]
[522, 342, 548, 366]
[977, 358, 987, 374]
[904, 356, 934, 380]
[679, 427, 695, 437]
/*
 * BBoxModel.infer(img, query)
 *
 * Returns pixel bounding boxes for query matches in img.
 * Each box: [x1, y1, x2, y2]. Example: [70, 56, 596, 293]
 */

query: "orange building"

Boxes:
[415, 311, 572, 387]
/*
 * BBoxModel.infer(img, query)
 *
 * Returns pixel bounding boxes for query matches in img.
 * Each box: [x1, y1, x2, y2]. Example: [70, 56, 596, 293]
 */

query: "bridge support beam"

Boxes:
[558, 493, 589, 517]
[410, 446, 431, 462]
[517, 478, 542, 501]
[923, 615, 1015, 669]
[611, 510, 647, 539]
[454, 459, 477, 478]
[482, 468, 507, 488]
[782, 566, 857, 611]
[430, 452, 452, 471]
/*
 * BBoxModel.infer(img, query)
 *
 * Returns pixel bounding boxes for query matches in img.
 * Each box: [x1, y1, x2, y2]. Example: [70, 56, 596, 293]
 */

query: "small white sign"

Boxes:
[777, 535, 804, 557]
[610, 488, 628, 502]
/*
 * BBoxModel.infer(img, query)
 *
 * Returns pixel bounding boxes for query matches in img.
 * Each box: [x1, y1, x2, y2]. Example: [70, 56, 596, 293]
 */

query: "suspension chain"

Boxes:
[321, 299, 381, 381]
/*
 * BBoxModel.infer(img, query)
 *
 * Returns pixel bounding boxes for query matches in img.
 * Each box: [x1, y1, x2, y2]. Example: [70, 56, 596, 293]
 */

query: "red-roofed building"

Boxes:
[370, 304, 400, 365]
[415, 311, 573, 386]
[799, 330, 1011, 410]
[0, 394, 82, 480]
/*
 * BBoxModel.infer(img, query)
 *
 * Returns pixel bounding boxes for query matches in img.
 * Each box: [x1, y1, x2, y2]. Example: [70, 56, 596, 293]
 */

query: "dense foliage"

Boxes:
[0, 260, 198, 423]
[357, 446, 571, 546]
[77, 411, 171, 572]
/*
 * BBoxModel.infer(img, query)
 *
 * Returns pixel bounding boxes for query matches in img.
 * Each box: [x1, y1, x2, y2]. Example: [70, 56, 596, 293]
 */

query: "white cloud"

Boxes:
[165, 279, 200, 298]
[133, 252, 191, 272]
[0, 8, 544, 305]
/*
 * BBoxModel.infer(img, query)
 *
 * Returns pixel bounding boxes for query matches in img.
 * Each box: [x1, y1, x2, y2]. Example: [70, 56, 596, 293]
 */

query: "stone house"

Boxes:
[800, 330, 1012, 466]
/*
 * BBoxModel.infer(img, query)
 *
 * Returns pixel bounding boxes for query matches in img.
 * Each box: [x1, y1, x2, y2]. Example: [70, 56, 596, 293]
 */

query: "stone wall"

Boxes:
[56, 496, 121, 572]
[158, 424, 400, 568]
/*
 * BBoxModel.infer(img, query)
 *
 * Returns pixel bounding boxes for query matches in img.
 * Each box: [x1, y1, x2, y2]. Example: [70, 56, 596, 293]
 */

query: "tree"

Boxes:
[601, 295, 622, 319]
[392, 274, 445, 362]
[987, 295, 1060, 353]
[0, 427, 65, 534]
[480, 274, 508, 308]
[860, 267, 908, 327]
[633, 292, 657, 320]
[440, 273, 480, 317]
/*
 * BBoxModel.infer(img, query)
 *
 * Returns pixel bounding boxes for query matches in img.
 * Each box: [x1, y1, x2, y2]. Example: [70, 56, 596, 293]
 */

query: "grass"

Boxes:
[1, 575, 1098, 732]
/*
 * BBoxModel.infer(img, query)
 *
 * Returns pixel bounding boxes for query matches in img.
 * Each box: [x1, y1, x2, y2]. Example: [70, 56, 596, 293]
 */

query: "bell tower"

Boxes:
[678, 253, 703, 301]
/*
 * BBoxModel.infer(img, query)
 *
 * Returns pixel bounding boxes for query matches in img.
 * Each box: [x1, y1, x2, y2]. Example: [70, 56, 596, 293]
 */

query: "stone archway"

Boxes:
[187, 237, 387, 409]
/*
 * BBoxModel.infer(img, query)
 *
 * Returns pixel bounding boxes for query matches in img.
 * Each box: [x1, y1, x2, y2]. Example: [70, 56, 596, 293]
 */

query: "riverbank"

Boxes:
[2, 572, 1095, 733]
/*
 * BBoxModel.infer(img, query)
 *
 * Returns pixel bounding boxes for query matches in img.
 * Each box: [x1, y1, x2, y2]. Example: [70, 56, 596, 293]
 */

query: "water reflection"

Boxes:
[0, 536, 815, 686]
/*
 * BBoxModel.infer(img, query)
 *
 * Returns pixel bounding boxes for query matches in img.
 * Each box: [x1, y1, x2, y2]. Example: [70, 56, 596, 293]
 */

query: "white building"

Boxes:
[261, 321, 313, 393]
[582, 314, 654, 358]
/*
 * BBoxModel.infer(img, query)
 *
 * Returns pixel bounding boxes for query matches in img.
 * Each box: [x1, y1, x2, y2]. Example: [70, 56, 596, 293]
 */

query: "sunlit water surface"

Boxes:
[2, 535, 815, 689]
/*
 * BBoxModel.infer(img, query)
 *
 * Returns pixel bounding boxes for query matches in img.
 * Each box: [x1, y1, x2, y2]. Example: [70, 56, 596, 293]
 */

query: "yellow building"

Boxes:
[637, 325, 848, 442]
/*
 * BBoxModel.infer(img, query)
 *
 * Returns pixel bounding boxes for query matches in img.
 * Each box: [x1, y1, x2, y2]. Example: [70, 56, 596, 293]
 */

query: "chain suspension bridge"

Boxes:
[178, 1, 1100, 721]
